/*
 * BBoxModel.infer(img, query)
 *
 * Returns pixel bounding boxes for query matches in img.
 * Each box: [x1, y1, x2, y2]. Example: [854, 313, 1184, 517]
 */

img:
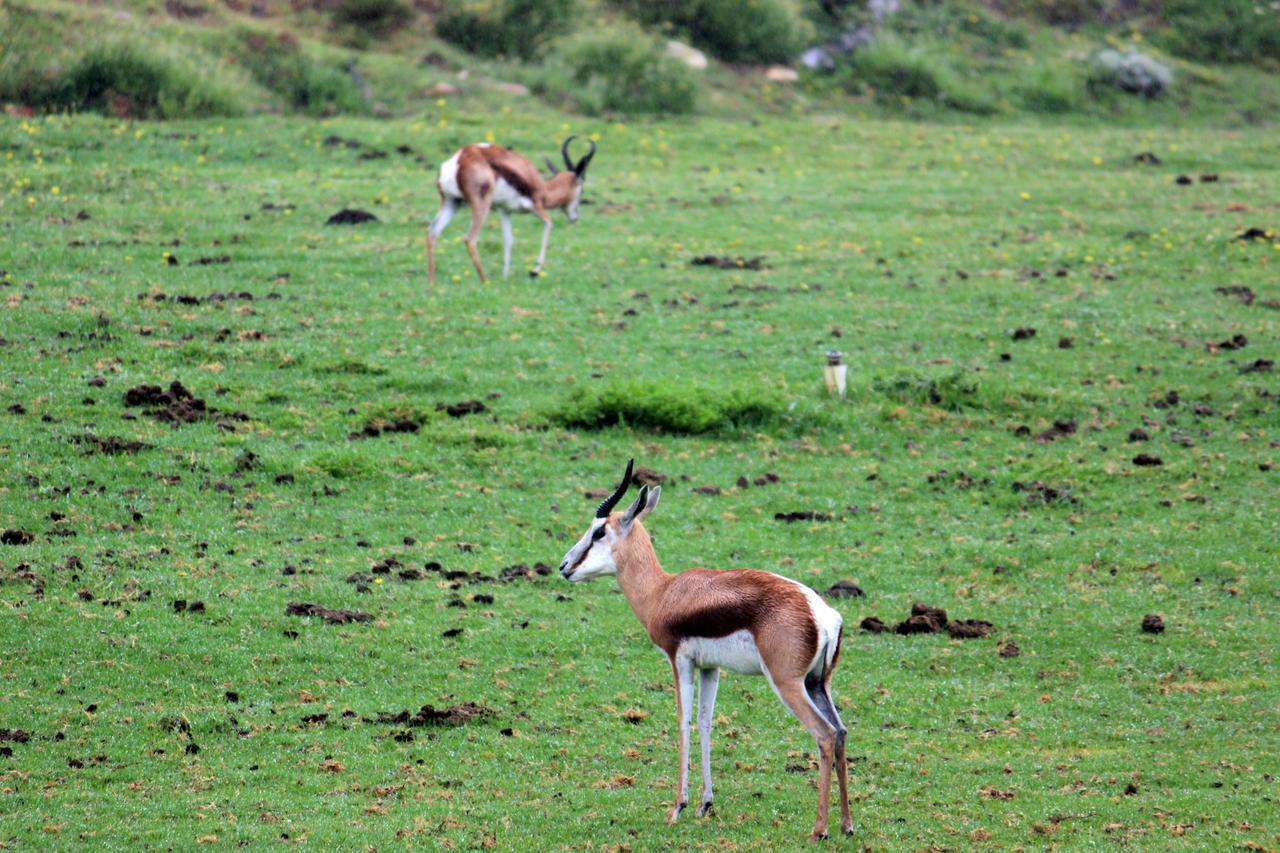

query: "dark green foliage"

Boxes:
[541, 28, 698, 115]
[833, 39, 1000, 113]
[41, 43, 241, 118]
[873, 370, 1035, 414]
[1159, 0, 1280, 68]
[614, 0, 801, 64]
[549, 379, 791, 434]
[328, 0, 412, 36]
[437, 0, 579, 60]
[233, 29, 365, 115]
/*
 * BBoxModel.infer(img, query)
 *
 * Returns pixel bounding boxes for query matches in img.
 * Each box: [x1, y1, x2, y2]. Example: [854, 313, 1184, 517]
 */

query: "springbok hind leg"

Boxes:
[807, 676, 852, 836]
[463, 198, 492, 284]
[668, 655, 695, 822]
[770, 677, 838, 842]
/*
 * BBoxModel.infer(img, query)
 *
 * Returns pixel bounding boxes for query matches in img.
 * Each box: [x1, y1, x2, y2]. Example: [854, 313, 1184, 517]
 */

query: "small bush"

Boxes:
[614, 0, 801, 64]
[232, 29, 365, 115]
[45, 43, 242, 118]
[1017, 64, 1081, 113]
[540, 27, 698, 115]
[549, 379, 790, 435]
[835, 39, 999, 114]
[329, 0, 412, 36]
[1159, 0, 1280, 68]
[437, 0, 578, 60]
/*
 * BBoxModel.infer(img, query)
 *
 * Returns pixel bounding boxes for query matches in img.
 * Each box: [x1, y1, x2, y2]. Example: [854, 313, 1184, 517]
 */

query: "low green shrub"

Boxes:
[873, 370, 1035, 414]
[1017, 63, 1082, 113]
[549, 379, 790, 435]
[45, 42, 243, 118]
[614, 0, 801, 64]
[437, 0, 578, 60]
[538, 27, 698, 115]
[834, 39, 999, 113]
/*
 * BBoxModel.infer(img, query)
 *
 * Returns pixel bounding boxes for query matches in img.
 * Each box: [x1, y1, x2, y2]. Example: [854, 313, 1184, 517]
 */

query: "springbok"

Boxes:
[559, 460, 853, 841]
[427, 136, 596, 285]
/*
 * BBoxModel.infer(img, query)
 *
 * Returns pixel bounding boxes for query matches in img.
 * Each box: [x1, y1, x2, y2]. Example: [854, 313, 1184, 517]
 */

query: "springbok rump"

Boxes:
[427, 136, 596, 284]
[559, 460, 854, 841]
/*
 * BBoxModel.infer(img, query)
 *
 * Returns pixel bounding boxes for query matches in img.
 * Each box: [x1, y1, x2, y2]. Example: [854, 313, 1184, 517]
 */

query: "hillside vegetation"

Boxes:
[1, 0, 1278, 123]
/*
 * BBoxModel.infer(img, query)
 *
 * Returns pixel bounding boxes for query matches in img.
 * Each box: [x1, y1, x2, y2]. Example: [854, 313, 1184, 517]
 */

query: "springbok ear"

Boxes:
[620, 485, 660, 534]
[543, 155, 560, 178]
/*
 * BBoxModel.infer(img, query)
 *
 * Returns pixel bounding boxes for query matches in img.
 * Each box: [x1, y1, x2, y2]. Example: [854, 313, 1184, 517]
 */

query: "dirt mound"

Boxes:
[123, 381, 211, 424]
[373, 702, 492, 727]
[631, 465, 668, 486]
[823, 580, 864, 598]
[1214, 285, 1255, 305]
[1, 529, 34, 545]
[1141, 613, 1165, 633]
[75, 434, 150, 455]
[285, 602, 372, 624]
[350, 417, 421, 440]
[325, 208, 378, 225]
[947, 619, 993, 639]
[859, 616, 888, 633]
[895, 602, 948, 634]
[1034, 419, 1077, 443]
[774, 510, 833, 523]
[1013, 480, 1078, 506]
[437, 400, 486, 417]
[691, 254, 765, 270]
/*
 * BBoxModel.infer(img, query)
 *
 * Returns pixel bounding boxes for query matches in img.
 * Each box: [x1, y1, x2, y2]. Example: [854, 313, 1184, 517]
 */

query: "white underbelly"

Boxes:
[492, 178, 534, 211]
[680, 630, 764, 675]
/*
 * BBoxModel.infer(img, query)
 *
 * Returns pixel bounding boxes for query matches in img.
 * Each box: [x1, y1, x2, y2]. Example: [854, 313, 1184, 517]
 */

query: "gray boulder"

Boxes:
[1094, 49, 1172, 98]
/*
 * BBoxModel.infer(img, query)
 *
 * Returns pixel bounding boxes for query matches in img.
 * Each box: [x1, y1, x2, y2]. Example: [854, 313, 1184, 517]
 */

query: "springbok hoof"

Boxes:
[841, 824, 855, 836]
[528, 268, 541, 278]
[696, 800, 714, 818]
[808, 830, 829, 843]
[668, 802, 686, 823]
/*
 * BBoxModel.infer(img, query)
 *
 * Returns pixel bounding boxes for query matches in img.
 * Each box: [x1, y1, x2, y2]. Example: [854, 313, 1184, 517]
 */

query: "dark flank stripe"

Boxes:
[491, 161, 537, 201]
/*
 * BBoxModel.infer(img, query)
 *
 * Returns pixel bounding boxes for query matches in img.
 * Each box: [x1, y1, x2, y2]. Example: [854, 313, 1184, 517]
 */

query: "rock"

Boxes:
[764, 66, 799, 83]
[666, 40, 708, 70]
[1093, 49, 1172, 98]
[492, 82, 530, 96]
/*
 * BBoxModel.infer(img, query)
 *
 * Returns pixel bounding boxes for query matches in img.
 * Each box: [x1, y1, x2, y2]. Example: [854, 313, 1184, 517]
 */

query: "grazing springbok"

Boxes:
[559, 460, 853, 841]
[427, 136, 596, 285]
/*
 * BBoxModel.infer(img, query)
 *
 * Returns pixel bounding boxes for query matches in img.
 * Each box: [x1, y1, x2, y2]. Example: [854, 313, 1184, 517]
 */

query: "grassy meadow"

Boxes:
[1, 105, 1278, 848]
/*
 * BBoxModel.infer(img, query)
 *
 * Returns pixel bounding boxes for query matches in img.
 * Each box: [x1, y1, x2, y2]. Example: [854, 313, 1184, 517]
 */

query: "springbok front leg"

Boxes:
[771, 677, 839, 841]
[427, 197, 458, 286]
[500, 211, 514, 279]
[669, 655, 695, 822]
[696, 667, 720, 817]
[463, 197, 492, 284]
[529, 206, 553, 278]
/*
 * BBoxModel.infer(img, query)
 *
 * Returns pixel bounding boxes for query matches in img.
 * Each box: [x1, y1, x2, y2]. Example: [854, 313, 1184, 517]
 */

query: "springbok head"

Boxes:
[560, 459, 660, 581]
[543, 136, 597, 224]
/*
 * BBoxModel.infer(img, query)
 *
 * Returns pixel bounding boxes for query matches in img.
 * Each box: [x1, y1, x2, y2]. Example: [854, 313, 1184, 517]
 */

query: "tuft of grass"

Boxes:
[549, 379, 796, 435]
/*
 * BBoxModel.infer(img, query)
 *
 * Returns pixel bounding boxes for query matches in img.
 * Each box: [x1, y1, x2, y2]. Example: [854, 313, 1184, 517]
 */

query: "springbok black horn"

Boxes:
[574, 139, 597, 177]
[595, 458, 634, 518]
[561, 135, 577, 172]
[543, 156, 560, 176]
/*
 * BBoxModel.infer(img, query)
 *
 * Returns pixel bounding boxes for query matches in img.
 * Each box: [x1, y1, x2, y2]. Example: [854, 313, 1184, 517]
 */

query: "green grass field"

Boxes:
[1, 107, 1278, 848]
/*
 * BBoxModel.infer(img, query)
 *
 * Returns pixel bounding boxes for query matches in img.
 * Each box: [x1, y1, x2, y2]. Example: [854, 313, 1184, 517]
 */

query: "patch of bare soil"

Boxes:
[895, 602, 949, 635]
[1012, 327, 1037, 340]
[285, 602, 372, 624]
[631, 465, 668, 486]
[1214, 285, 1255, 305]
[1141, 614, 1165, 633]
[1132, 453, 1164, 467]
[691, 255, 765, 270]
[1240, 358, 1274, 373]
[947, 619, 993, 639]
[1235, 226, 1276, 242]
[124, 381, 245, 427]
[823, 580, 864, 598]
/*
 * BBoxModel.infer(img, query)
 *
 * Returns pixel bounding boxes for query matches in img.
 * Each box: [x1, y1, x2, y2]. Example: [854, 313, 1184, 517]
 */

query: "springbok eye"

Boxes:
[592, 526, 606, 540]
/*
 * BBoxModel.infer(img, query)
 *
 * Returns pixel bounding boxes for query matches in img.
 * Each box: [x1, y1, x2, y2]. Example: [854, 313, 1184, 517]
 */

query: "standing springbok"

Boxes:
[427, 136, 596, 285]
[559, 460, 853, 841]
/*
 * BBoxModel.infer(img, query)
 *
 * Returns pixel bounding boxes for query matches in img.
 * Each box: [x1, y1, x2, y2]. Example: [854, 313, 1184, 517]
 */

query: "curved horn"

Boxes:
[595, 458, 634, 518]
[561, 135, 577, 172]
[543, 155, 560, 177]
[574, 138, 597, 176]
